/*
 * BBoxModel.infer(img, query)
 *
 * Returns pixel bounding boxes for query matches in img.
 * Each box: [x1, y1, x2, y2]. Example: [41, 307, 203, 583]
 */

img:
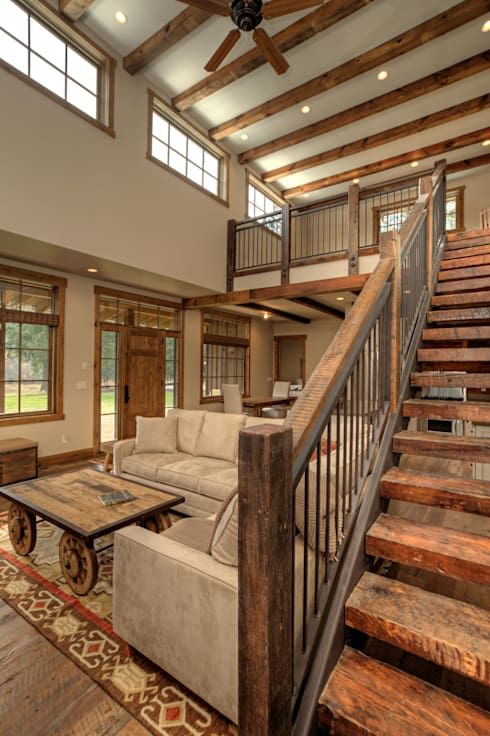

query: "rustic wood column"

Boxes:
[419, 175, 433, 289]
[379, 230, 401, 412]
[238, 423, 294, 736]
[281, 204, 291, 285]
[227, 219, 236, 292]
[348, 183, 360, 275]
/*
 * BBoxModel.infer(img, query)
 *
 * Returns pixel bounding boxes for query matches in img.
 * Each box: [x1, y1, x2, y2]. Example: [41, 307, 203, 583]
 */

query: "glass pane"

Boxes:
[101, 386, 116, 413]
[169, 125, 187, 155]
[136, 306, 159, 328]
[30, 51, 65, 97]
[169, 149, 186, 175]
[152, 138, 168, 165]
[0, 0, 28, 43]
[20, 381, 49, 412]
[158, 311, 177, 330]
[152, 112, 168, 143]
[99, 298, 120, 323]
[5, 349, 19, 380]
[21, 284, 53, 313]
[67, 47, 97, 93]
[101, 359, 117, 386]
[0, 281, 20, 309]
[101, 330, 117, 359]
[21, 323, 49, 349]
[187, 161, 202, 186]
[254, 189, 265, 211]
[21, 350, 49, 381]
[203, 173, 218, 195]
[4, 322, 19, 347]
[67, 78, 97, 118]
[203, 151, 218, 177]
[0, 28, 28, 73]
[3, 382, 19, 414]
[187, 139, 203, 167]
[101, 413, 116, 442]
[30, 17, 66, 72]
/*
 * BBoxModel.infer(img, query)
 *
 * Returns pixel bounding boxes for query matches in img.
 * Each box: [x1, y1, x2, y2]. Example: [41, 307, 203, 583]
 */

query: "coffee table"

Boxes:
[1, 468, 184, 595]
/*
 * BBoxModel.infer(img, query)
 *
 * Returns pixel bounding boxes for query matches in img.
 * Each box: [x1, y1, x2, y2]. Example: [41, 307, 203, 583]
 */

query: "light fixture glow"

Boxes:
[481, 19, 490, 32]
[335, 296, 345, 302]
[115, 10, 127, 24]
[482, 139, 490, 147]
[303, 192, 310, 198]
[410, 161, 419, 168]
[301, 105, 311, 114]
[377, 70, 389, 81]
[240, 133, 249, 141]
[263, 312, 271, 320]
[352, 178, 360, 184]
[87, 267, 98, 273]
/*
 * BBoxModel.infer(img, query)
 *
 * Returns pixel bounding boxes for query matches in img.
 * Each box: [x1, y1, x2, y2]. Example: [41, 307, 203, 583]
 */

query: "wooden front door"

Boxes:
[123, 329, 164, 438]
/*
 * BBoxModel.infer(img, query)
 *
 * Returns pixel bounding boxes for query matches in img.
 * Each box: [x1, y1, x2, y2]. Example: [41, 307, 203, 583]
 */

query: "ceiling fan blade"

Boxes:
[205, 29, 241, 72]
[176, 0, 230, 17]
[262, 0, 323, 20]
[253, 28, 289, 75]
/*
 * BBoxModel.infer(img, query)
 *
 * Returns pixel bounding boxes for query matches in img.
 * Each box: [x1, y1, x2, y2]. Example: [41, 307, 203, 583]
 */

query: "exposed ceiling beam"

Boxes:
[59, 0, 95, 21]
[172, 0, 374, 111]
[263, 94, 490, 183]
[239, 52, 490, 165]
[447, 151, 490, 174]
[210, 0, 490, 140]
[245, 302, 311, 324]
[282, 127, 490, 198]
[124, 7, 212, 75]
[182, 274, 369, 309]
[289, 297, 345, 319]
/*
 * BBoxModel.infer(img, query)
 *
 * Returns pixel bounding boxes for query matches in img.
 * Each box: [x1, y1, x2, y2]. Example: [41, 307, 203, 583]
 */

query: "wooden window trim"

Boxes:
[273, 334, 306, 386]
[0, 0, 116, 137]
[0, 264, 65, 426]
[372, 198, 416, 244]
[147, 90, 230, 207]
[200, 309, 250, 403]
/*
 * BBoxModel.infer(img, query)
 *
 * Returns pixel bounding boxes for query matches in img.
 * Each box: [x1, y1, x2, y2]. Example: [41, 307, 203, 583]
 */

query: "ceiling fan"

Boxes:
[177, 0, 324, 74]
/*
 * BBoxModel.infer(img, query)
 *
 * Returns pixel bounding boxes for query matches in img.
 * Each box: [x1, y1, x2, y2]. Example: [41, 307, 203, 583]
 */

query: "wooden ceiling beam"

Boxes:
[124, 7, 212, 75]
[245, 302, 311, 324]
[447, 151, 490, 174]
[172, 0, 374, 111]
[240, 52, 490, 165]
[264, 94, 490, 183]
[59, 0, 95, 21]
[182, 273, 369, 309]
[290, 297, 345, 319]
[211, 0, 490, 141]
[282, 127, 490, 198]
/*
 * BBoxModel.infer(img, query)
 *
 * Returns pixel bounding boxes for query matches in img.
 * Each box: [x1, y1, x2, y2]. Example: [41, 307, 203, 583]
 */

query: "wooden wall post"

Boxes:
[238, 424, 294, 736]
[419, 175, 433, 289]
[281, 204, 291, 285]
[227, 219, 236, 292]
[379, 230, 401, 412]
[348, 183, 360, 275]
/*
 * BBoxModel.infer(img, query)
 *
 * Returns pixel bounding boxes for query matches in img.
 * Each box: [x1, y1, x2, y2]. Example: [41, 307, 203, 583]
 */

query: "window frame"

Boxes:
[148, 90, 229, 207]
[246, 171, 284, 220]
[200, 309, 250, 404]
[445, 186, 465, 233]
[0, 263, 66, 426]
[0, 0, 115, 136]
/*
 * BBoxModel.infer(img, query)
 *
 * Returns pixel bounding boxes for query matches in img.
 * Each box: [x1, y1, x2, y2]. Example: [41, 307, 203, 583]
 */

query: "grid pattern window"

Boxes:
[150, 103, 225, 200]
[100, 330, 118, 443]
[98, 296, 180, 331]
[378, 204, 412, 235]
[0, 0, 111, 124]
[445, 188, 464, 232]
[202, 312, 250, 400]
[164, 336, 179, 416]
[0, 269, 64, 421]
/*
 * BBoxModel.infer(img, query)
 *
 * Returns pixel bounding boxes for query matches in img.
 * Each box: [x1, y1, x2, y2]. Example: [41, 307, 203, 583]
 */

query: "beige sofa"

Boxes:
[113, 409, 282, 517]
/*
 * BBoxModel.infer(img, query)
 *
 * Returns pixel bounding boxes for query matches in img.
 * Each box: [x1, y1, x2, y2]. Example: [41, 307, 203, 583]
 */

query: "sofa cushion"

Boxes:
[195, 412, 246, 463]
[157, 457, 235, 492]
[161, 517, 215, 554]
[121, 452, 188, 482]
[134, 415, 178, 454]
[210, 490, 238, 567]
[168, 409, 206, 455]
[245, 417, 285, 428]
[198, 467, 238, 502]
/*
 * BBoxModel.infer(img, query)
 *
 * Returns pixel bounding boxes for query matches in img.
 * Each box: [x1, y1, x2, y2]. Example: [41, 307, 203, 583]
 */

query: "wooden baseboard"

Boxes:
[39, 447, 96, 469]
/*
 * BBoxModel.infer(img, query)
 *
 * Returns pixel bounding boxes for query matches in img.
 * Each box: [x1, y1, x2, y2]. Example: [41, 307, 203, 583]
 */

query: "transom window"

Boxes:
[0, 266, 65, 423]
[0, 0, 113, 129]
[201, 311, 250, 401]
[149, 92, 227, 203]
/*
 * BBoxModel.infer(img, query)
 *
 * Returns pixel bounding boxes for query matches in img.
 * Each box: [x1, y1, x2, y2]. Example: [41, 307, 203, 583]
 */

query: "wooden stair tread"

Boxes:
[431, 291, 490, 308]
[318, 646, 490, 736]
[403, 398, 490, 422]
[446, 229, 490, 247]
[440, 254, 490, 271]
[411, 372, 490, 389]
[417, 347, 490, 362]
[437, 264, 490, 282]
[366, 513, 490, 586]
[427, 307, 490, 324]
[381, 466, 490, 515]
[442, 244, 490, 260]
[435, 275, 490, 294]
[422, 325, 490, 341]
[393, 429, 490, 464]
[346, 572, 490, 684]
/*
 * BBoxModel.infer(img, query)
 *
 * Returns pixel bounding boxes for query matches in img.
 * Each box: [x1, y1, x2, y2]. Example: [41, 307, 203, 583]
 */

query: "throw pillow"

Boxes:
[195, 412, 246, 463]
[210, 489, 239, 566]
[168, 409, 206, 455]
[134, 415, 178, 454]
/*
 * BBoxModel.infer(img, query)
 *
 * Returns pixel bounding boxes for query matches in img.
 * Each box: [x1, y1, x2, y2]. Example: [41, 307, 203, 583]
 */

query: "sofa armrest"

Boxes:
[112, 438, 136, 475]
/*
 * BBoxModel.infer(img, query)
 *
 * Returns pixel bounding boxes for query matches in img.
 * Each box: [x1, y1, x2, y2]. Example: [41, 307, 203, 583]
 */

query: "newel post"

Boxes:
[348, 183, 360, 275]
[281, 204, 291, 285]
[380, 230, 401, 412]
[227, 219, 237, 292]
[238, 424, 294, 736]
[419, 175, 433, 289]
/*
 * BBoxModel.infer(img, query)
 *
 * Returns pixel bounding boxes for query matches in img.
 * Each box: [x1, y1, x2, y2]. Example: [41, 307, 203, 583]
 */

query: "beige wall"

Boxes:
[273, 316, 342, 380]
[449, 167, 490, 230]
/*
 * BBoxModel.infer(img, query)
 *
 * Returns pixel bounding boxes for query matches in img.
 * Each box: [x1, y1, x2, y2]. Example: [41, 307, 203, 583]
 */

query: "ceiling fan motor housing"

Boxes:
[231, 0, 263, 32]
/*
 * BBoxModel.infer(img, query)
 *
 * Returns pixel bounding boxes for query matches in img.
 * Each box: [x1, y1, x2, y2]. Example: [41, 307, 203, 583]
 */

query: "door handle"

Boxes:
[124, 385, 130, 404]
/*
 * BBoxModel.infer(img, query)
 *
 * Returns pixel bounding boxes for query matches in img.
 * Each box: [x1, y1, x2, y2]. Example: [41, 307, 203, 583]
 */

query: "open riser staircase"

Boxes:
[318, 227, 490, 735]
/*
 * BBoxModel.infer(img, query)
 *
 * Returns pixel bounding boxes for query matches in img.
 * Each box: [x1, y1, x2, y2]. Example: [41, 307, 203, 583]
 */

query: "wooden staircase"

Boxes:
[318, 228, 490, 734]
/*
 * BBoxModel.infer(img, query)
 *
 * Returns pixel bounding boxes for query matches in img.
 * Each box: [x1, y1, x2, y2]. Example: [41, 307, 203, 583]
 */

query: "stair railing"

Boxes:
[238, 161, 447, 736]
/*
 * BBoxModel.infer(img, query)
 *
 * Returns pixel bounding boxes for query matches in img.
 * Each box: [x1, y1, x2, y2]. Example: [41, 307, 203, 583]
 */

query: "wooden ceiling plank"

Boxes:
[211, 0, 490, 141]
[282, 126, 490, 198]
[245, 302, 311, 324]
[290, 297, 345, 319]
[124, 7, 212, 75]
[240, 52, 490, 164]
[263, 94, 490, 182]
[59, 0, 95, 21]
[182, 274, 369, 309]
[172, 0, 375, 111]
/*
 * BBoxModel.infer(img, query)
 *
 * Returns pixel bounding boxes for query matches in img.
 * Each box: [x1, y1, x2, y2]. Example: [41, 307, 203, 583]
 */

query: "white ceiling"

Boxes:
[82, 0, 490, 203]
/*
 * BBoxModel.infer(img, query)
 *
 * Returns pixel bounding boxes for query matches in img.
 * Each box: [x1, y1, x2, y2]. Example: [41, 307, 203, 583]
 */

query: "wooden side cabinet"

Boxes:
[0, 438, 38, 485]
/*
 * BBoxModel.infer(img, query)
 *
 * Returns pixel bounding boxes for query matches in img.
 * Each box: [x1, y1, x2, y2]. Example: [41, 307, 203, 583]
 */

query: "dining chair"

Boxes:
[222, 384, 244, 414]
[261, 381, 291, 418]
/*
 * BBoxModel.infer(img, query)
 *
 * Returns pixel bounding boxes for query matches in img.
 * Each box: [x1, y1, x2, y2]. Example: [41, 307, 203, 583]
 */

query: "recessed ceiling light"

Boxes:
[481, 19, 490, 32]
[410, 161, 419, 168]
[336, 296, 345, 302]
[263, 312, 271, 320]
[377, 70, 389, 80]
[115, 10, 127, 24]
[301, 105, 311, 114]
[352, 178, 360, 184]
[87, 267, 98, 273]
[240, 133, 249, 141]
[482, 139, 490, 147]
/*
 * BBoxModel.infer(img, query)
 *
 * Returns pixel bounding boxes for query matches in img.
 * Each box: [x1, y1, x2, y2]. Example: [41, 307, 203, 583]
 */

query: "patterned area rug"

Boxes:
[0, 513, 235, 736]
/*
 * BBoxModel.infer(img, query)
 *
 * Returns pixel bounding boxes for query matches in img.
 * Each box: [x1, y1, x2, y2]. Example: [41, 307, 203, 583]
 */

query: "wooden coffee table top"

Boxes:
[0, 468, 184, 540]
